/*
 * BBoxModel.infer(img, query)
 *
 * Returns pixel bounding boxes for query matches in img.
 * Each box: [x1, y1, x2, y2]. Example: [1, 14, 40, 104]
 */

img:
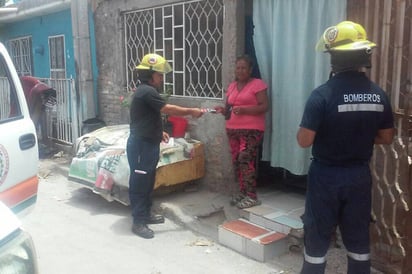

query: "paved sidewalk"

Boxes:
[154, 183, 306, 273]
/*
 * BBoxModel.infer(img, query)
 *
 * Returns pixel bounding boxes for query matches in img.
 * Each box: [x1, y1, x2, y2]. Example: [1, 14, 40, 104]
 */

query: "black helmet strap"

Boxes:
[329, 49, 372, 73]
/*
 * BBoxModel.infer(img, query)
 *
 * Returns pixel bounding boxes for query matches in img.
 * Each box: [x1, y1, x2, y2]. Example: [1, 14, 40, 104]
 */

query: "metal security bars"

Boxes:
[39, 78, 79, 145]
[7, 36, 32, 76]
[347, 1, 412, 273]
[48, 35, 67, 79]
[0, 77, 11, 120]
[123, 0, 224, 98]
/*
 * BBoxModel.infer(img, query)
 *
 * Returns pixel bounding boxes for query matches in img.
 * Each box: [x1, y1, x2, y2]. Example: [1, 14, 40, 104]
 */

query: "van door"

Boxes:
[0, 43, 39, 214]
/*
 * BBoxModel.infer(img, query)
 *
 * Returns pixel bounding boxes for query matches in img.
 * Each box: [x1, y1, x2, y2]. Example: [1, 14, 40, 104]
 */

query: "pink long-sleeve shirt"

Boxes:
[225, 78, 267, 131]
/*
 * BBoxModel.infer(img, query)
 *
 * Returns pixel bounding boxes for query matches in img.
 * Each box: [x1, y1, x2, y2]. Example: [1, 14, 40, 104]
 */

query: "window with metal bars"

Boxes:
[7, 36, 33, 76]
[124, 0, 224, 98]
[0, 57, 20, 121]
[48, 35, 66, 79]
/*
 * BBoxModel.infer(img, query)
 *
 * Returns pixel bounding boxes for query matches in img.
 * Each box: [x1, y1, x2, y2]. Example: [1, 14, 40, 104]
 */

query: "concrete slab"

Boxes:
[262, 193, 305, 212]
[272, 215, 303, 230]
[247, 231, 288, 262]
[218, 219, 288, 262]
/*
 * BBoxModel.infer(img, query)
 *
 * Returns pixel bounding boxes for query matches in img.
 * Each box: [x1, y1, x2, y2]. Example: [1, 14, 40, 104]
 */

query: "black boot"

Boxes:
[300, 260, 326, 274]
[347, 256, 370, 274]
[132, 223, 154, 239]
[146, 214, 165, 224]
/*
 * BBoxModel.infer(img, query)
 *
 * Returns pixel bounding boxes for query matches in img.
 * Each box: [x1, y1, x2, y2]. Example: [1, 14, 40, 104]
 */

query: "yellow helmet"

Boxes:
[136, 53, 172, 73]
[315, 21, 376, 51]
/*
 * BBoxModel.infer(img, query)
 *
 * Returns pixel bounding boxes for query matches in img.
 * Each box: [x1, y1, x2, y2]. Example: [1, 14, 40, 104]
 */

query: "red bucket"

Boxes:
[168, 116, 188, 137]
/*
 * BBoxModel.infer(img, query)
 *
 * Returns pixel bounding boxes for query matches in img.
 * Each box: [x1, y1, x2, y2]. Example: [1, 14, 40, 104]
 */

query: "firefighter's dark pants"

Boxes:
[127, 135, 160, 225]
[301, 160, 372, 274]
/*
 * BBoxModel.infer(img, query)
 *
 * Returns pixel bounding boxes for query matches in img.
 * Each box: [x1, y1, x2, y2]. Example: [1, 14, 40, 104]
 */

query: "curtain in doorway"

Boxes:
[253, 0, 346, 175]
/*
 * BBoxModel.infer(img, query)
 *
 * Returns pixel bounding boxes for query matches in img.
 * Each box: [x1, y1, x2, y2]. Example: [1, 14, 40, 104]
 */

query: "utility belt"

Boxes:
[311, 157, 369, 167]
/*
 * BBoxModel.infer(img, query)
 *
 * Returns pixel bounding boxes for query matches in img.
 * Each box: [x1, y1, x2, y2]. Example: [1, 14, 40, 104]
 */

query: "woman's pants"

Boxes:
[226, 129, 263, 199]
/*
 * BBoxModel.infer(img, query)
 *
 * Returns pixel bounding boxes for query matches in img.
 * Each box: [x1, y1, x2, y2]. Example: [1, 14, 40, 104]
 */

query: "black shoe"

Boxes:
[146, 214, 165, 224]
[132, 223, 154, 239]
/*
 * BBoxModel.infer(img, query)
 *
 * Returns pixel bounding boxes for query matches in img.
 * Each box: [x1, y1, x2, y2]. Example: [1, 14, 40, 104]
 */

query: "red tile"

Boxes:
[259, 232, 287, 245]
[222, 219, 269, 239]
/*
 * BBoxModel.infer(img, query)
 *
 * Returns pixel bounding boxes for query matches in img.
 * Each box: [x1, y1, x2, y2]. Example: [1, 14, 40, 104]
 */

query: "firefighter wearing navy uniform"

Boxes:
[297, 21, 395, 274]
[127, 53, 203, 239]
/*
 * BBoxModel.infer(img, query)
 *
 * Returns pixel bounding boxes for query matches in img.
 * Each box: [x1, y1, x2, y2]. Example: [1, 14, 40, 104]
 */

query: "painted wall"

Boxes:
[0, 9, 76, 79]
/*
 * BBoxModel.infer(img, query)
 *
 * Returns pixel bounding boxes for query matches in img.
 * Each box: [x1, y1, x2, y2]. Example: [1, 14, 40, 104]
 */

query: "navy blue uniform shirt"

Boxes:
[129, 83, 166, 143]
[300, 71, 394, 165]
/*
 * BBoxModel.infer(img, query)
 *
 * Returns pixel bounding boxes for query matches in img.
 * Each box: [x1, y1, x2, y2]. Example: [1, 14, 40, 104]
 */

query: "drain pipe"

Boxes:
[71, 0, 96, 122]
[0, 1, 71, 23]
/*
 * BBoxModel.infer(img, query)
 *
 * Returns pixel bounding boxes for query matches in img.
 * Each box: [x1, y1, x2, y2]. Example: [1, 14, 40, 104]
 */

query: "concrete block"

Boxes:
[272, 215, 303, 230]
[218, 219, 288, 262]
[243, 209, 293, 234]
[248, 213, 267, 227]
[241, 205, 276, 216]
[263, 218, 291, 234]
[219, 218, 268, 254]
[218, 224, 246, 254]
[246, 231, 288, 262]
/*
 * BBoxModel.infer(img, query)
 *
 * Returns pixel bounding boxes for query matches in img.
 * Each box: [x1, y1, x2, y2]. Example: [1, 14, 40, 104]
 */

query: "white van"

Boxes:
[0, 201, 38, 273]
[0, 42, 39, 214]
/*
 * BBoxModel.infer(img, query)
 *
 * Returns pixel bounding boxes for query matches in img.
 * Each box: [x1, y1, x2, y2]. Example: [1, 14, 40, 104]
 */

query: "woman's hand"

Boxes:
[214, 106, 225, 114]
[162, 131, 170, 143]
[232, 106, 242, 115]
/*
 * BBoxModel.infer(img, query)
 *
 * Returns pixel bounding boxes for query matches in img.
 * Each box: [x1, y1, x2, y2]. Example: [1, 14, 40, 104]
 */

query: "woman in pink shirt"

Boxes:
[215, 55, 269, 208]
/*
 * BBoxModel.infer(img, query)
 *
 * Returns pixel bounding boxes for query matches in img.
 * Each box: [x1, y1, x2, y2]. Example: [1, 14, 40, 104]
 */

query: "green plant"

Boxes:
[161, 85, 172, 101]
[119, 88, 135, 108]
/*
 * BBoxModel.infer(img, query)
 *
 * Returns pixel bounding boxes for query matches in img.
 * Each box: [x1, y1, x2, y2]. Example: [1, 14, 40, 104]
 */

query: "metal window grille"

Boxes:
[7, 36, 32, 76]
[48, 35, 66, 79]
[0, 77, 12, 120]
[39, 78, 79, 145]
[124, 0, 224, 98]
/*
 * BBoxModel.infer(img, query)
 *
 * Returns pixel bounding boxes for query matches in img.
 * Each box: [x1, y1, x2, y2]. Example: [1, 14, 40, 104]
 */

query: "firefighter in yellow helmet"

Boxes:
[136, 53, 173, 73]
[297, 21, 394, 274]
[127, 53, 203, 239]
[316, 21, 377, 75]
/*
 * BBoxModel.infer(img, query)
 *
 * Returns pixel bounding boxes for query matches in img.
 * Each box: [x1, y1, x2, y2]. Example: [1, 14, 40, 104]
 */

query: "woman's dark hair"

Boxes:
[236, 54, 254, 69]
[136, 69, 156, 84]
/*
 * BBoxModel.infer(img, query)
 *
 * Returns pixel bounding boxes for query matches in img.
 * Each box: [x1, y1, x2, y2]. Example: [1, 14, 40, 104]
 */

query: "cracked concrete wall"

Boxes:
[94, 0, 244, 193]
